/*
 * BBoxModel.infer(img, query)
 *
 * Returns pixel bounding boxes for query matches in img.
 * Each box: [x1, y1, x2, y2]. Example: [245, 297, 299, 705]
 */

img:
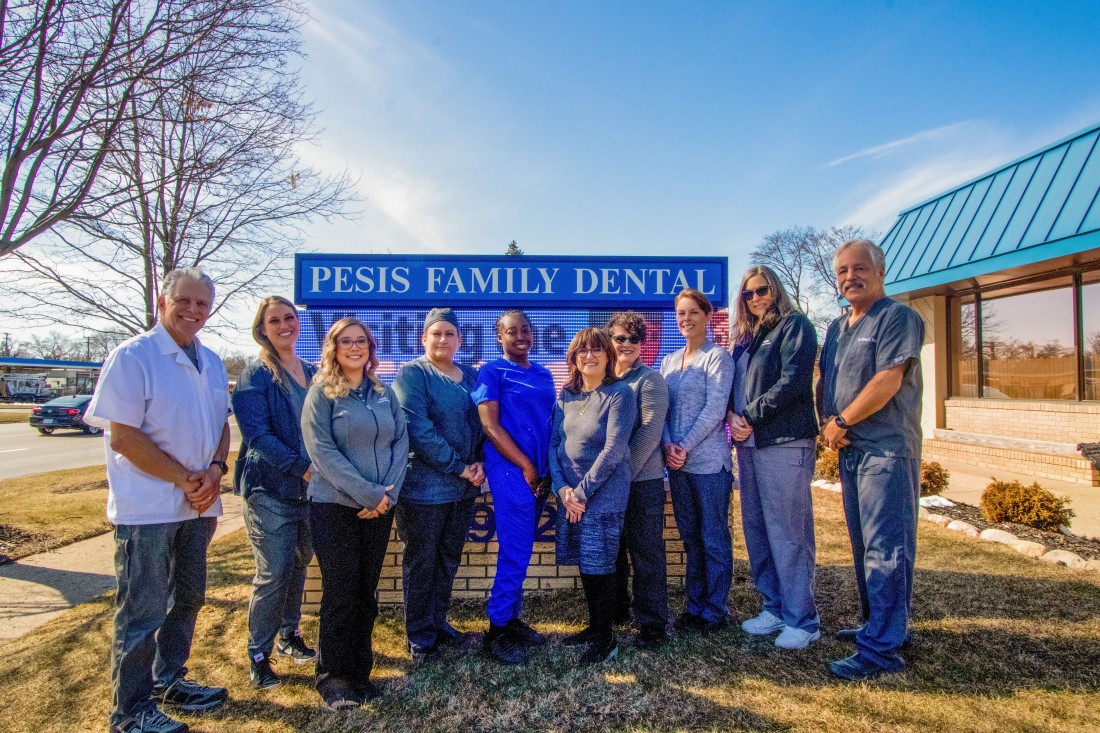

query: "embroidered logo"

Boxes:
[857, 337, 876, 343]
[762, 339, 772, 346]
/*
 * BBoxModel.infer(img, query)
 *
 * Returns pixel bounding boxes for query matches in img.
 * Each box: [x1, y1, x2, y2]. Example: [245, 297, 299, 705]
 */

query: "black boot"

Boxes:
[579, 573, 618, 665]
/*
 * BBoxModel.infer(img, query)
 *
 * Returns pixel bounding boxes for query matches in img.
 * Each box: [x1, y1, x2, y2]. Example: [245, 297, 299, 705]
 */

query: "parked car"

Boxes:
[28, 395, 100, 435]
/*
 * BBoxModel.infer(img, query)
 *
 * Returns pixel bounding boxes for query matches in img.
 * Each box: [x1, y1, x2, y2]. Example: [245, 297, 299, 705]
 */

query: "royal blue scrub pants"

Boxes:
[737, 444, 819, 633]
[839, 447, 919, 672]
[487, 464, 545, 627]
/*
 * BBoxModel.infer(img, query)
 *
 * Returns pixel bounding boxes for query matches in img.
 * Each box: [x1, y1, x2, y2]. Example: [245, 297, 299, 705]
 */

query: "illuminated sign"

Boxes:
[294, 254, 728, 308]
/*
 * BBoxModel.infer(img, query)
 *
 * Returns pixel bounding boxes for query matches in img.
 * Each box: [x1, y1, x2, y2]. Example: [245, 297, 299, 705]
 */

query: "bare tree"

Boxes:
[1, 0, 283, 258]
[749, 226, 816, 313]
[806, 225, 880, 305]
[2, 0, 356, 335]
[21, 330, 81, 359]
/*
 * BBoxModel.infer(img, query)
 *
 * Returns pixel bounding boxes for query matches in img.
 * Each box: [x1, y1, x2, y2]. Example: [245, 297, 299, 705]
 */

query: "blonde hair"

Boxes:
[315, 317, 383, 399]
[251, 296, 298, 387]
[732, 266, 799, 345]
[564, 328, 618, 393]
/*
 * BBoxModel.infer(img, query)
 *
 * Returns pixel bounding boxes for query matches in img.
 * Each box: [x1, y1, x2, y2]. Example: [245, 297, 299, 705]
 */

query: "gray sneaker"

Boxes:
[111, 709, 189, 733]
[155, 675, 228, 712]
[276, 631, 317, 664]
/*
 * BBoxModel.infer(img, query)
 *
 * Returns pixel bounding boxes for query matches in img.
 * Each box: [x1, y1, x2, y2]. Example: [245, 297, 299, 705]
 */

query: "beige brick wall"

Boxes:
[923, 436, 1099, 486]
[944, 398, 1100, 444]
[304, 492, 692, 612]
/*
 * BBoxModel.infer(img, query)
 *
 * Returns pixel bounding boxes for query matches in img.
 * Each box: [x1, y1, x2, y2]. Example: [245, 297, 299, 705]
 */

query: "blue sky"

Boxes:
[293, 0, 1100, 278]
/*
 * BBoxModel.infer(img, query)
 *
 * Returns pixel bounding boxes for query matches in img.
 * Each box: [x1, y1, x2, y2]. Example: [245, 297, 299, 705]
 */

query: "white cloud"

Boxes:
[827, 121, 979, 168]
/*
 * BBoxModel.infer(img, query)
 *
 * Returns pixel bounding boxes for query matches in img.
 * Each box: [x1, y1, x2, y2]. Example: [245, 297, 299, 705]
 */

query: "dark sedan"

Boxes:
[28, 395, 101, 435]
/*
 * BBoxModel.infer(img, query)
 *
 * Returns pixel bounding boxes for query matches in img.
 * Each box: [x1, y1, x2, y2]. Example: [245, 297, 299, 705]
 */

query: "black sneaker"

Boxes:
[484, 631, 528, 665]
[409, 641, 441, 663]
[276, 631, 317, 664]
[437, 622, 469, 647]
[635, 625, 670, 649]
[673, 611, 706, 633]
[505, 618, 548, 647]
[562, 626, 598, 646]
[579, 634, 618, 665]
[155, 675, 228, 712]
[250, 656, 283, 690]
[111, 709, 189, 733]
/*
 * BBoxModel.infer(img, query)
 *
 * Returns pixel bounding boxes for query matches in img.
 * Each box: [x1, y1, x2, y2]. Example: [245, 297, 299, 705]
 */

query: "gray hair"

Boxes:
[832, 239, 886, 274]
[162, 267, 215, 301]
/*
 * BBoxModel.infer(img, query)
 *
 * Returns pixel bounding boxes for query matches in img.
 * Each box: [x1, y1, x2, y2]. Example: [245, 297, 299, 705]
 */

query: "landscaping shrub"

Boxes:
[980, 478, 1075, 532]
[920, 461, 950, 496]
[815, 448, 839, 482]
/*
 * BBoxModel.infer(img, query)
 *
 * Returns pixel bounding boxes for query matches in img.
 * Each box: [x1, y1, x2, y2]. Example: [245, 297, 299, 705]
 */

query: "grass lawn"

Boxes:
[1, 490, 1099, 733]
[0, 409, 30, 424]
[0, 466, 111, 559]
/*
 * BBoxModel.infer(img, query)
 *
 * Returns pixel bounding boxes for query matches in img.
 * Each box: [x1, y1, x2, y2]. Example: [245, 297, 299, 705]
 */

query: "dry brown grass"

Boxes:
[1, 491, 1099, 732]
[0, 466, 111, 559]
[0, 409, 30, 424]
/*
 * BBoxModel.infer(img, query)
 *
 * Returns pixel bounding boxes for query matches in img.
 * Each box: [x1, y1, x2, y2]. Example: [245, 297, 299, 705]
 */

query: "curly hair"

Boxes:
[314, 317, 383, 399]
[732, 266, 799, 345]
[251, 296, 298, 387]
[604, 311, 647, 342]
[564, 328, 618, 393]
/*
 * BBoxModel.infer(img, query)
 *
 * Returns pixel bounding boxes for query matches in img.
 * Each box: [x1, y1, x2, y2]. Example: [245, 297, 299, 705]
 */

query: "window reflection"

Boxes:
[1085, 276, 1100, 401]
[952, 296, 978, 397]
[981, 288, 1076, 400]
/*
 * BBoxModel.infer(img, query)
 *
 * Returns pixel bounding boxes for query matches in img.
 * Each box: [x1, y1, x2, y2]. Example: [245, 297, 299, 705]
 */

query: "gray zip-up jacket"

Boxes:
[301, 381, 409, 510]
[619, 362, 669, 482]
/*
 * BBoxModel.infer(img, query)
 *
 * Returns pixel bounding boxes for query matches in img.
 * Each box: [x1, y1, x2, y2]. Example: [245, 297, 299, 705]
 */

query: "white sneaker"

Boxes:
[775, 626, 821, 649]
[740, 610, 785, 635]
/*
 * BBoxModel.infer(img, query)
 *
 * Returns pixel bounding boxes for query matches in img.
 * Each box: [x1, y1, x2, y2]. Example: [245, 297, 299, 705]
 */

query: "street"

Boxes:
[0, 419, 242, 480]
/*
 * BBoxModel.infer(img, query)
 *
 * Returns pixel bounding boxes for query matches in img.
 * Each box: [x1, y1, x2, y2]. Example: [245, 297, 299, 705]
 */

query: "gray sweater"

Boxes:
[301, 381, 409, 510]
[550, 380, 637, 515]
[391, 357, 483, 504]
[618, 362, 669, 482]
[661, 341, 734, 474]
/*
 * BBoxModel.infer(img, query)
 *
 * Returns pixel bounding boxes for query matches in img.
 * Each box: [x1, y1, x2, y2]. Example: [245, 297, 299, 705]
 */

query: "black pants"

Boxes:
[395, 497, 475, 653]
[614, 478, 670, 629]
[310, 501, 394, 696]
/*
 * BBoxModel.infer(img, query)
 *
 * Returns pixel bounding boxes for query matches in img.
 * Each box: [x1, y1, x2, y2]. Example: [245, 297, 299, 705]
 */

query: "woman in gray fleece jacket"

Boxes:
[301, 318, 408, 710]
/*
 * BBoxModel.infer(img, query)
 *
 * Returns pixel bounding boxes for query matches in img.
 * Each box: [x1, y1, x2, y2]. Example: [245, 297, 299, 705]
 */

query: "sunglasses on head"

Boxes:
[741, 285, 771, 301]
[611, 335, 643, 344]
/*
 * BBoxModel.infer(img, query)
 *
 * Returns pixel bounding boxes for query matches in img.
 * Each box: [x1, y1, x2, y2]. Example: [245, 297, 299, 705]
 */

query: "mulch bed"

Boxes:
[0, 524, 52, 562]
[930, 500, 1100, 561]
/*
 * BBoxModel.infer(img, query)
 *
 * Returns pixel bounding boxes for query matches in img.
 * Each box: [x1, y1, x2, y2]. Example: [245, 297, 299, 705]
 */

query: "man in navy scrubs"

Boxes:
[818, 239, 924, 681]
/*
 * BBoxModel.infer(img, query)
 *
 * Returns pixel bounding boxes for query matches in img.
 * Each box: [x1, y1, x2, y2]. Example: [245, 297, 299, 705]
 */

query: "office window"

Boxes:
[981, 287, 1076, 400]
[952, 296, 979, 397]
[1084, 273, 1100, 401]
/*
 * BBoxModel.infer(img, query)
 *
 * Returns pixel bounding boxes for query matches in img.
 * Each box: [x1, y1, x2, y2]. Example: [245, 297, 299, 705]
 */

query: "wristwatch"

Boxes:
[834, 415, 851, 430]
[210, 460, 229, 475]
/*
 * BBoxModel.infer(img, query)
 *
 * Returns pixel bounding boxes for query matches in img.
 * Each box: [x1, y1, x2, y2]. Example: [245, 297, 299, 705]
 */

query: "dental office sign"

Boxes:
[295, 254, 728, 308]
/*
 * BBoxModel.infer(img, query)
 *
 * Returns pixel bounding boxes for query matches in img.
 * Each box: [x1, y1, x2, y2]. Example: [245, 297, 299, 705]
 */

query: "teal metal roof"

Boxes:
[883, 121, 1100, 295]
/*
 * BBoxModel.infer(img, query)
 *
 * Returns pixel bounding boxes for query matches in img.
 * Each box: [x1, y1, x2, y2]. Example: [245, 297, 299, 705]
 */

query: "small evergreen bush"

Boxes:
[980, 478, 1074, 532]
[919, 461, 950, 496]
[815, 449, 839, 482]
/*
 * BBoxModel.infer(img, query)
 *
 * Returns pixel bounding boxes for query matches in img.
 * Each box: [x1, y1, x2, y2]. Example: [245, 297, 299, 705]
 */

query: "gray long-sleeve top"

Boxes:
[618, 361, 669, 482]
[550, 380, 637, 515]
[301, 381, 409, 510]
[661, 340, 734, 474]
[391, 357, 483, 504]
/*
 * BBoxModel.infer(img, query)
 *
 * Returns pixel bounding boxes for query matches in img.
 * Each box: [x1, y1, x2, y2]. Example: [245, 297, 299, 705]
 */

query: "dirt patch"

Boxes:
[931, 501, 1100, 560]
[50, 479, 109, 495]
[0, 524, 52, 561]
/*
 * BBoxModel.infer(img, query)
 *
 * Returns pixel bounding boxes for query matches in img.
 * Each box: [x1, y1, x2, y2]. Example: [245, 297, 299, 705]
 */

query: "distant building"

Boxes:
[883, 121, 1100, 486]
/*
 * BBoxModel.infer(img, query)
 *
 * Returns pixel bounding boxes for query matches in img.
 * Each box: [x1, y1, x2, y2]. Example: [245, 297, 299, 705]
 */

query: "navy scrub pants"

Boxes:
[839, 446, 919, 672]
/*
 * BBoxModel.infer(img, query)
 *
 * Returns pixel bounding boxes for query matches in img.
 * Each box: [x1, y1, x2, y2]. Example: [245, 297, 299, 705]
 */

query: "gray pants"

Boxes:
[244, 492, 312, 661]
[736, 444, 819, 633]
[111, 517, 216, 726]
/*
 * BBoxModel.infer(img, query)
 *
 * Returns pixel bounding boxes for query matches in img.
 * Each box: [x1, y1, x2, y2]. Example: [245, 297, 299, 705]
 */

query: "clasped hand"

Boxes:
[559, 487, 586, 523]
[357, 488, 395, 520]
[726, 410, 753, 442]
[183, 466, 223, 514]
[821, 418, 852, 451]
[461, 462, 486, 487]
[664, 443, 687, 470]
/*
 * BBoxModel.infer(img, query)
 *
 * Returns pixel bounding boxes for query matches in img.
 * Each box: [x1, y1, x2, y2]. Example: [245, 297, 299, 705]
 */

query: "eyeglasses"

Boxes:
[576, 347, 603, 356]
[337, 337, 370, 349]
[741, 285, 772, 301]
[611, 335, 643, 344]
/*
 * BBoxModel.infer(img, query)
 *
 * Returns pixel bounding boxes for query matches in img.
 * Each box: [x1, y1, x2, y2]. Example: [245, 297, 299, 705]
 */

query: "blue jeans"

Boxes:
[839, 447, 919, 671]
[244, 492, 312, 661]
[668, 468, 733, 624]
[737, 444, 819, 632]
[110, 517, 217, 726]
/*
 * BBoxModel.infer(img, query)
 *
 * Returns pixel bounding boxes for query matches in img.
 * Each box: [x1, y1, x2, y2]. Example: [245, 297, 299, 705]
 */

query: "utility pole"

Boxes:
[1, 333, 9, 357]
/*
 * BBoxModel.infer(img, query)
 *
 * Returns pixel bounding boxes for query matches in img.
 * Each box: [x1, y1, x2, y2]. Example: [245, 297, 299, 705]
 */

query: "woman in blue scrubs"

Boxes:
[471, 310, 556, 665]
